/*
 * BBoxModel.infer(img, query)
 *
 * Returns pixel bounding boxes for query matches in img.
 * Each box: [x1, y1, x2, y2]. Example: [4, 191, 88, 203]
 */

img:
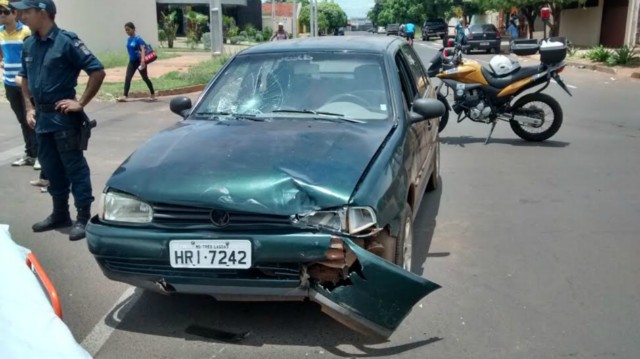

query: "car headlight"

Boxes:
[294, 207, 377, 234]
[100, 191, 153, 224]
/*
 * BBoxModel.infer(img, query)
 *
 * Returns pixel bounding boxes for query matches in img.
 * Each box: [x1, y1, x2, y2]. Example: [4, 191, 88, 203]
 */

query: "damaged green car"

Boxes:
[87, 36, 444, 339]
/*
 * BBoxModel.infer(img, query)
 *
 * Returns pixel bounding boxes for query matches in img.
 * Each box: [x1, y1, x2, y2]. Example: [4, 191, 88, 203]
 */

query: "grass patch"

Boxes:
[96, 49, 179, 69]
[88, 56, 229, 100]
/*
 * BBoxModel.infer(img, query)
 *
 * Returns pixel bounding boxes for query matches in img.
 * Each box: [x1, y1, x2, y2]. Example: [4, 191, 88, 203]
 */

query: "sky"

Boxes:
[334, 0, 375, 18]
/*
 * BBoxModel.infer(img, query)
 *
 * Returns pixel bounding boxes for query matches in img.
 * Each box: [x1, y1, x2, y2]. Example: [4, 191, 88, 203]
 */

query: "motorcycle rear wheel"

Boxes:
[509, 93, 563, 142]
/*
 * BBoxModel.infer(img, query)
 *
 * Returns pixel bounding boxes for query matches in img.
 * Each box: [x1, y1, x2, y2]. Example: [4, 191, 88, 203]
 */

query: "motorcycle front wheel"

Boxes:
[509, 93, 563, 142]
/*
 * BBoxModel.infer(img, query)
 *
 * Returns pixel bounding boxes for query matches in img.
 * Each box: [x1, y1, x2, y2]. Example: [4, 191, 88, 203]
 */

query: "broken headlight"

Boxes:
[100, 191, 153, 224]
[294, 207, 377, 234]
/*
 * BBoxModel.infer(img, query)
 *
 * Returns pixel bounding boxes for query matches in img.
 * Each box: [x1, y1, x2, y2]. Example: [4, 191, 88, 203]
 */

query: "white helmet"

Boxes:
[489, 55, 520, 76]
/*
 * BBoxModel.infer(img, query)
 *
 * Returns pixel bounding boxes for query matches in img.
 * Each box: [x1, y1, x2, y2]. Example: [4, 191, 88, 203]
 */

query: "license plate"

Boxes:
[480, 42, 490, 46]
[169, 240, 252, 269]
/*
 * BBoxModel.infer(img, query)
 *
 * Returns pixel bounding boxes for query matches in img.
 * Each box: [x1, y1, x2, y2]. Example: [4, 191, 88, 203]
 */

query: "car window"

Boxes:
[399, 45, 429, 97]
[395, 52, 417, 109]
[194, 52, 391, 121]
[471, 24, 498, 33]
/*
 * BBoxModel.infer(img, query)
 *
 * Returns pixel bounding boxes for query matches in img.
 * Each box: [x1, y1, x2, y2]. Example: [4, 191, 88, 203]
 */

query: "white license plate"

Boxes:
[480, 42, 490, 46]
[169, 240, 252, 269]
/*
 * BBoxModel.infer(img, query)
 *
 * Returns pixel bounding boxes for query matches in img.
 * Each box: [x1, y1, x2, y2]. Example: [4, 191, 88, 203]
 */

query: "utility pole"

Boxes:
[271, 0, 276, 31]
[209, 0, 223, 55]
[292, 0, 297, 38]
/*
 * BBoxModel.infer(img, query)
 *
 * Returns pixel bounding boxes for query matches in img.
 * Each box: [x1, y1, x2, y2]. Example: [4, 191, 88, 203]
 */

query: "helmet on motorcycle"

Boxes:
[489, 55, 520, 76]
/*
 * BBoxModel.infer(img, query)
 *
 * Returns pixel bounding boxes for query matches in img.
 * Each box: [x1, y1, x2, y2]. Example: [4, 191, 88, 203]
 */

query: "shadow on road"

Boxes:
[106, 289, 441, 357]
[440, 136, 570, 148]
[411, 178, 445, 276]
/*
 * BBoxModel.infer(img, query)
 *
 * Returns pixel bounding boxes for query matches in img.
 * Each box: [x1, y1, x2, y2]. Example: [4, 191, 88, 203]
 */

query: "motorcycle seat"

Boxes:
[482, 65, 542, 89]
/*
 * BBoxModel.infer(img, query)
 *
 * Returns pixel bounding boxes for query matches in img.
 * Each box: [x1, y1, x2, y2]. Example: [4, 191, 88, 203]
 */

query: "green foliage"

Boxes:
[299, 2, 347, 33]
[228, 26, 239, 38]
[244, 24, 258, 38]
[608, 45, 639, 66]
[255, 33, 265, 43]
[230, 36, 245, 45]
[202, 32, 211, 50]
[262, 26, 273, 41]
[585, 45, 612, 63]
[160, 11, 179, 48]
[239, 30, 248, 39]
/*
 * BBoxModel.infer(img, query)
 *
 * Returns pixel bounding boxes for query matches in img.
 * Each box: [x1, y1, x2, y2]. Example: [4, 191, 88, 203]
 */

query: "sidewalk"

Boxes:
[78, 44, 250, 85]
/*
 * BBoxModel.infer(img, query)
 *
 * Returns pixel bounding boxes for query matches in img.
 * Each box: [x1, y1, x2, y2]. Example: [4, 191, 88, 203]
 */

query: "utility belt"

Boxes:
[40, 107, 97, 151]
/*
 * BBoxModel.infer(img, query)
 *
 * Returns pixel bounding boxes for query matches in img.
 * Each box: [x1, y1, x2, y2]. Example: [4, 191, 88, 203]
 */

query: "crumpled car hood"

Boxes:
[107, 119, 394, 215]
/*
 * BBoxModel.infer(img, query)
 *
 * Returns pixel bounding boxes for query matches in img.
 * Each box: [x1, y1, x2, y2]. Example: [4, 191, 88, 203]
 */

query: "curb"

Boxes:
[565, 61, 617, 75]
[128, 84, 206, 99]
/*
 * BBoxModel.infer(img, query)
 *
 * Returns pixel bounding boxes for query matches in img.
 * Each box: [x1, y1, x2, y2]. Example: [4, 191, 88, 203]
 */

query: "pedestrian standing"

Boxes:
[0, 0, 38, 169]
[116, 22, 155, 102]
[13, 0, 106, 241]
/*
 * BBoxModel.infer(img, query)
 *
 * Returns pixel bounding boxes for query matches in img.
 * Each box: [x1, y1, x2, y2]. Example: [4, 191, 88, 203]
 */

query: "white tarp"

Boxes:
[0, 225, 92, 359]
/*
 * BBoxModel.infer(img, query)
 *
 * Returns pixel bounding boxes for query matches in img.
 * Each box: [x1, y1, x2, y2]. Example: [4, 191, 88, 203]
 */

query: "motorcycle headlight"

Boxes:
[100, 191, 153, 224]
[294, 207, 377, 234]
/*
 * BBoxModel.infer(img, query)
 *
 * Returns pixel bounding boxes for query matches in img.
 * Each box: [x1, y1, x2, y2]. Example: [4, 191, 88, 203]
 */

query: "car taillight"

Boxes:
[557, 66, 565, 73]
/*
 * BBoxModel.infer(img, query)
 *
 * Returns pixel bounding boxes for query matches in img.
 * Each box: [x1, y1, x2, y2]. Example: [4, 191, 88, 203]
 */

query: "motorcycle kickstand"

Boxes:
[484, 120, 498, 145]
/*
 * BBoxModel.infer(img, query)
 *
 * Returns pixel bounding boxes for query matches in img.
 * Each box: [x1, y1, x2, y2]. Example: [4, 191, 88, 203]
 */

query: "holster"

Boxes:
[78, 111, 97, 151]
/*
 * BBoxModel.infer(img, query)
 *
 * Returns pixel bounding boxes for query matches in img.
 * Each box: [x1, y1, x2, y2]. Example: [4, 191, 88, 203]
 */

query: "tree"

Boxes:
[160, 11, 178, 48]
[299, 1, 347, 34]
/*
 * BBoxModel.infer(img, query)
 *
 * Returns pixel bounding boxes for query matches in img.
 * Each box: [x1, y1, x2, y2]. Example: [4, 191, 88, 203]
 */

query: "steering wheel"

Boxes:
[324, 93, 371, 108]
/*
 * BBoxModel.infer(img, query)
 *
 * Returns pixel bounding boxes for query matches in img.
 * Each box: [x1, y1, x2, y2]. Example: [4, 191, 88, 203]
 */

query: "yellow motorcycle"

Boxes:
[427, 41, 572, 143]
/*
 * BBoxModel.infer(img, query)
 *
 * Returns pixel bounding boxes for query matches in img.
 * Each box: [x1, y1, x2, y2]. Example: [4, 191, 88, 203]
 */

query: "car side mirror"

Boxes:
[411, 98, 445, 123]
[170, 96, 192, 118]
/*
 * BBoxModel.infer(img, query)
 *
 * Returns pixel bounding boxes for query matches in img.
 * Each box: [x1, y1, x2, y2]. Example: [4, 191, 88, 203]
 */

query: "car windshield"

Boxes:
[471, 24, 498, 33]
[194, 52, 391, 121]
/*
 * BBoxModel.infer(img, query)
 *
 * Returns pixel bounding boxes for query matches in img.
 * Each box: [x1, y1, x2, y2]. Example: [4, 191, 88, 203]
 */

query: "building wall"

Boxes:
[559, 2, 604, 47]
[55, 0, 158, 53]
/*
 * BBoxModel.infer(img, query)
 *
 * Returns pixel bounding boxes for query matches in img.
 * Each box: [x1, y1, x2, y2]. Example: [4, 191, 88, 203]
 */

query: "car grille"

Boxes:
[102, 258, 301, 280]
[151, 203, 293, 230]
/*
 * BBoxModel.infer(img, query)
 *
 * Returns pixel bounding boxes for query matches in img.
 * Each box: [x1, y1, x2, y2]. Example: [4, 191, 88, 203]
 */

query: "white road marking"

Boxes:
[80, 286, 142, 357]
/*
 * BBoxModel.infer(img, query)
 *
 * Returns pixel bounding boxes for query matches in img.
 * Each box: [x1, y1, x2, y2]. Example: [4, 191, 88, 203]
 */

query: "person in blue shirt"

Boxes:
[404, 22, 416, 45]
[508, 20, 519, 39]
[117, 22, 155, 102]
[13, 0, 106, 241]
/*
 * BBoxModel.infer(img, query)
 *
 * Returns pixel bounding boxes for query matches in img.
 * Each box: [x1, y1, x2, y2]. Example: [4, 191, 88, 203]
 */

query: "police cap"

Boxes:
[10, 0, 56, 16]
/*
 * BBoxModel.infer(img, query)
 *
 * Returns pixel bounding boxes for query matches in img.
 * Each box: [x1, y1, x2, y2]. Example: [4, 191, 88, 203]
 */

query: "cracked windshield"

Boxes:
[195, 53, 390, 121]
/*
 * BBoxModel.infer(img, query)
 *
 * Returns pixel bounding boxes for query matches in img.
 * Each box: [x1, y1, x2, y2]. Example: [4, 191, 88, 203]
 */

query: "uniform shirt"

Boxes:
[0, 21, 32, 87]
[405, 23, 416, 34]
[126, 35, 145, 62]
[19, 25, 103, 134]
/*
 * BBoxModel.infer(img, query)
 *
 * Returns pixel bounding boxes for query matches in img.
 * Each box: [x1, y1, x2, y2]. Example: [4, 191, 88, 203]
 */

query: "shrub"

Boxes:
[228, 26, 239, 38]
[239, 30, 248, 38]
[254, 33, 264, 42]
[585, 45, 612, 63]
[608, 45, 638, 66]
[262, 27, 273, 41]
[202, 32, 211, 50]
[230, 36, 245, 45]
[244, 24, 257, 38]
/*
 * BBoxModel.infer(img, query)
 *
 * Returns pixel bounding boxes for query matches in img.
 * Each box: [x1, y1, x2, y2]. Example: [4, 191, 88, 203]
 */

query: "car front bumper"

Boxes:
[86, 216, 332, 299]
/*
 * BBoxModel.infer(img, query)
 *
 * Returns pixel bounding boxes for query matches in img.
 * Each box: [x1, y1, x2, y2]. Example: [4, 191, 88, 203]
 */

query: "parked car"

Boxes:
[367, 27, 376, 33]
[377, 26, 386, 34]
[0, 225, 91, 359]
[462, 24, 502, 54]
[386, 23, 400, 36]
[422, 18, 448, 40]
[87, 36, 444, 339]
[335, 27, 345, 36]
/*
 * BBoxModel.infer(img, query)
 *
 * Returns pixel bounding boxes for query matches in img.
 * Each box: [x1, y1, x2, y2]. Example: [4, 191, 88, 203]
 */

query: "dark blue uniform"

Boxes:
[19, 25, 104, 208]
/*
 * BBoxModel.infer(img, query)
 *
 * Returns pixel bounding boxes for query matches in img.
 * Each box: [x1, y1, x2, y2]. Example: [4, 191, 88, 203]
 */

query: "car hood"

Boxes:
[106, 119, 395, 215]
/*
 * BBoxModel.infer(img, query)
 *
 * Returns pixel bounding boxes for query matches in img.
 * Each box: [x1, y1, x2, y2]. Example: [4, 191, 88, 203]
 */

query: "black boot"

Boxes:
[69, 206, 91, 241]
[33, 197, 73, 232]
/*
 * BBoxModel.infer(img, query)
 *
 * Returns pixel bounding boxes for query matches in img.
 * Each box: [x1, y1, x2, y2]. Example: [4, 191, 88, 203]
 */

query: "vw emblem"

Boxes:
[210, 210, 230, 228]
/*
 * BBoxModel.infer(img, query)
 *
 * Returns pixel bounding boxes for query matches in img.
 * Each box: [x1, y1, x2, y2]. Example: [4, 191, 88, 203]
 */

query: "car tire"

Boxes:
[394, 206, 414, 272]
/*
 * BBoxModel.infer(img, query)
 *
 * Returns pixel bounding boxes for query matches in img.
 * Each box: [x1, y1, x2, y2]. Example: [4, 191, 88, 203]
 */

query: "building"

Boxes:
[52, 0, 261, 53]
[560, 0, 640, 47]
[261, 2, 301, 34]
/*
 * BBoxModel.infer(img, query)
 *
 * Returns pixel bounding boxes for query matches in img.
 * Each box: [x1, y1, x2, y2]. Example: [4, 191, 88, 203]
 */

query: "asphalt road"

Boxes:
[1, 36, 639, 359]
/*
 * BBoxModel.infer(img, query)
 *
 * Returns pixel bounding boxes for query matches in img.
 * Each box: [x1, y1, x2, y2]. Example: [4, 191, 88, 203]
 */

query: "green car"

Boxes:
[87, 36, 444, 339]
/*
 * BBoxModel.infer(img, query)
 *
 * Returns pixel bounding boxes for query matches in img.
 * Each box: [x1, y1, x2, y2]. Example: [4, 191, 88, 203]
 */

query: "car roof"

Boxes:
[240, 36, 402, 55]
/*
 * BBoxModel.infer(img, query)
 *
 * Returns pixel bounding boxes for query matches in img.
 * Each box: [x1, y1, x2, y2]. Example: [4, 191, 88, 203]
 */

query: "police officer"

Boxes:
[13, 0, 105, 241]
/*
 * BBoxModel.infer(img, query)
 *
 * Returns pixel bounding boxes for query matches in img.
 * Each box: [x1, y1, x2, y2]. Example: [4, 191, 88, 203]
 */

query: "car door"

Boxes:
[398, 45, 437, 198]
[310, 237, 440, 339]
